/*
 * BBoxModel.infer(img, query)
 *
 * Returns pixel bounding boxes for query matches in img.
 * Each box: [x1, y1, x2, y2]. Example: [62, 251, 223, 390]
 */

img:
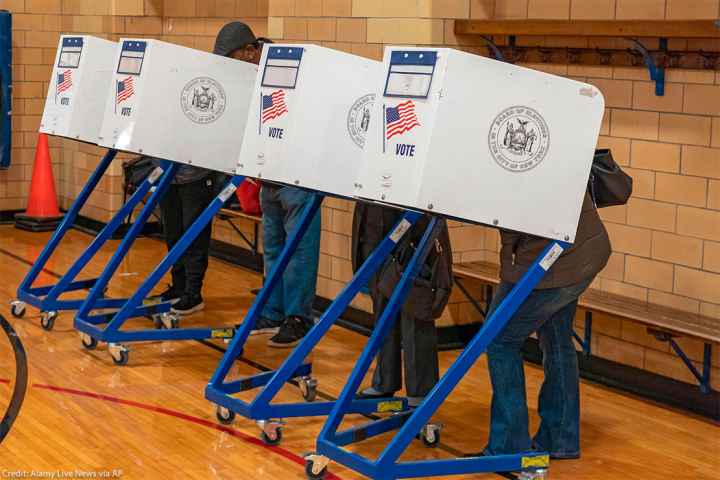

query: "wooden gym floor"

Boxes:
[0, 225, 717, 479]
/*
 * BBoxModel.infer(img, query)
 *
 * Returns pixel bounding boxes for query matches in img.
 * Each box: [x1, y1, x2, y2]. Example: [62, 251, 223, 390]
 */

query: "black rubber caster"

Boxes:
[305, 458, 328, 480]
[260, 427, 282, 446]
[110, 348, 129, 366]
[299, 376, 318, 403]
[153, 314, 179, 330]
[216, 406, 236, 425]
[421, 425, 441, 448]
[40, 311, 58, 331]
[81, 335, 98, 351]
[10, 301, 26, 318]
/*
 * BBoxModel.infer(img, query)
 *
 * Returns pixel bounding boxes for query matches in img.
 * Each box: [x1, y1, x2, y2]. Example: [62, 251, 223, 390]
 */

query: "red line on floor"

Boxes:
[0, 379, 9, 384]
[32, 383, 345, 480]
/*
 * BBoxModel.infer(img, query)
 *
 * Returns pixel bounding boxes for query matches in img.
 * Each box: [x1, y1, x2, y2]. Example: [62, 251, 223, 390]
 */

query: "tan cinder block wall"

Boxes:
[1, 0, 267, 223]
[268, 0, 720, 388]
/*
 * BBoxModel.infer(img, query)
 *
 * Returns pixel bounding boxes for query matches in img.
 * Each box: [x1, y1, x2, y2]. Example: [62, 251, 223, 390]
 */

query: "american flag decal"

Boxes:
[116, 77, 135, 104]
[56, 70, 72, 94]
[262, 90, 288, 124]
[385, 100, 420, 140]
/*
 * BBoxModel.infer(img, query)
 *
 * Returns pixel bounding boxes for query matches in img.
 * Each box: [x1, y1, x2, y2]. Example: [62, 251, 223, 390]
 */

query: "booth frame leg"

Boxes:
[207, 193, 326, 388]
[13, 149, 118, 318]
[73, 161, 178, 345]
[316, 241, 570, 479]
[74, 176, 248, 347]
[205, 209, 424, 437]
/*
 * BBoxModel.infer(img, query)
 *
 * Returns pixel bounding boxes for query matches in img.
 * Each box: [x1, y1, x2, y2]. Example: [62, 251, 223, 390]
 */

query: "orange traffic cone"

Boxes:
[15, 133, 64, 232]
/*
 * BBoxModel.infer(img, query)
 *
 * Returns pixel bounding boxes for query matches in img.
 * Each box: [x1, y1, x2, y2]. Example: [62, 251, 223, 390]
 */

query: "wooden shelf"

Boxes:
[454, 20, 720, 38]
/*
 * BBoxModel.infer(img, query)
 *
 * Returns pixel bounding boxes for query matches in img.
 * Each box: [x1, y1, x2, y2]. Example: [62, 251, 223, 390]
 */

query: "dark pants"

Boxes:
[371, 294, 439, 398]
[159, 177, 214, 296]
[486, 277, 593, 457]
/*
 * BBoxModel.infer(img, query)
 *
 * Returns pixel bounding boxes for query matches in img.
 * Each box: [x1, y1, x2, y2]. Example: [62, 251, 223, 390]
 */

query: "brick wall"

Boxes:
[1, 0, 267, 223]
[267, 0, 720, 388]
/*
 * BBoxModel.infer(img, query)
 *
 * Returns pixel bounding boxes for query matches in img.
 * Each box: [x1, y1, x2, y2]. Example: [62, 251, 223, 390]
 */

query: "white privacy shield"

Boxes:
[356, 47, 606, 242]
[98, 39, 257, 174]
[40, 36, 117, 143]
[237, 44, 381, 197]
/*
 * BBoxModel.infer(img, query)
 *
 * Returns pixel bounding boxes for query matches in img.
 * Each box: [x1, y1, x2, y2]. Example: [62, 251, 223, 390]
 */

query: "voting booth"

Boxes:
[73, 39, 262, 364]
[13, 35, 124, 329]
[207, 45, 408, 441]
[308, 47, 606, 480]
[98, 38, 258, 174]
[356, 47, 605, 242]
[40, 35, 116, 142]
[237, 44, 382, 196]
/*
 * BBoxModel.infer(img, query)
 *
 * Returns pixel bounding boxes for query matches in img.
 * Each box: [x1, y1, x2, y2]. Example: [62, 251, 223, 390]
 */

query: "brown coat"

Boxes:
[500, 192, 611, 289]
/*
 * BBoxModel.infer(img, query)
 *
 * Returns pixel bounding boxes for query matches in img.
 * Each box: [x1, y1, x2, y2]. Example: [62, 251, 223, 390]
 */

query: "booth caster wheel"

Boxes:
[258, 420, 284, 445]
[109, 343, 129, 366]
[298, 376, 318, 402]
[518, 469, 549, 480]
[40, 311, 58, 331]
[10, 301, 26, 318]
[153, 313, 179, 330]
[80, 332, 98, 351]
[216, 406, 236, 425]
[304, 454, 329, 480]
[420, 424, 442, 448]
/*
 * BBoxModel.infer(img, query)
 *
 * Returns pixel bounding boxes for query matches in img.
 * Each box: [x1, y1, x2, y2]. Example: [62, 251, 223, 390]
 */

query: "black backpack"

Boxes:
[122, 155, 156, 194]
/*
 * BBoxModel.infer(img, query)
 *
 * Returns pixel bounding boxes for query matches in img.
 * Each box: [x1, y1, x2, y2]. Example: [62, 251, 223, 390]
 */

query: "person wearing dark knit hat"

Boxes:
[155, 22, 264, 315]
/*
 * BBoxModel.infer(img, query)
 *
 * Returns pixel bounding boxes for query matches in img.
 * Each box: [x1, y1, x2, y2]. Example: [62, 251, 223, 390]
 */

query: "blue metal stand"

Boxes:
[650, 329, 714, 394]
[10, 149, 164, 331]
[73, 167, 250, 365]
[205, 204, 423, 444]
[311, 240, 570, 480]
[572, 310, 593, 356]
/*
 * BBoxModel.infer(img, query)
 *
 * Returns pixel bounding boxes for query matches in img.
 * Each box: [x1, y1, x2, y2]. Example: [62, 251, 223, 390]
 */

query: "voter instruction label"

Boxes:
[539, 243, 565, 271]
[389, 219, 412, 243]
[148, 167, 164, 184]
[218, 184, 238, 202]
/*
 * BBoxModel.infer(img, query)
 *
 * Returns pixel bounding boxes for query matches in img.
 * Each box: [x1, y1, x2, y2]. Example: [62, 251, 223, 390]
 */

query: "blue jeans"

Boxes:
[260, 185, 321, 324]
[486, 277, 593, 458]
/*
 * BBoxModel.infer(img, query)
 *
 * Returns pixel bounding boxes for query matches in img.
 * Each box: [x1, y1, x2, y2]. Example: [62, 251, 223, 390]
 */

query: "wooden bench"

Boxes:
[217, 208, 262, 258]
[453, 260, 718, 394]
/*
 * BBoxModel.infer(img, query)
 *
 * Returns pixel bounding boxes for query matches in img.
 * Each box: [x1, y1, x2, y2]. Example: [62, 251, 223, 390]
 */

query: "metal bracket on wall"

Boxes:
[480, 35, 506, 62]
[628, 37, 666, 96]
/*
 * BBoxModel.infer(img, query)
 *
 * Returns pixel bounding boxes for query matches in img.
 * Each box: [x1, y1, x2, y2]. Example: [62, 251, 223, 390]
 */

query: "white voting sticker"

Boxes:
[218, 184, 238, 202]
[539, 243, 565, 271]
[148, 166, 164, 184]
[389, 219, 412, 243]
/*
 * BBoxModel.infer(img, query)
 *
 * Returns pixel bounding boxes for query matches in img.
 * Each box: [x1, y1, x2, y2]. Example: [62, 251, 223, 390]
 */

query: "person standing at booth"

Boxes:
[252, 184, 322, 348]
[483, 191, 611, 459]
[216, 40, 323, 349]
[351, 204, 453, 406]
[155, 22, 265, 316]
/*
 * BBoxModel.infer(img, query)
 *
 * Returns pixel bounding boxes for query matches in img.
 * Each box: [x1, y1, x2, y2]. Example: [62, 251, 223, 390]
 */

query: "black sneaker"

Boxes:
[171, 294, 205, 315]
[234, 316, 281, 335]
[355, 387, 396, 400]
[267, 316, 312, 348]
[154, 284, 183, 304]
[250, 317, 281, 335]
